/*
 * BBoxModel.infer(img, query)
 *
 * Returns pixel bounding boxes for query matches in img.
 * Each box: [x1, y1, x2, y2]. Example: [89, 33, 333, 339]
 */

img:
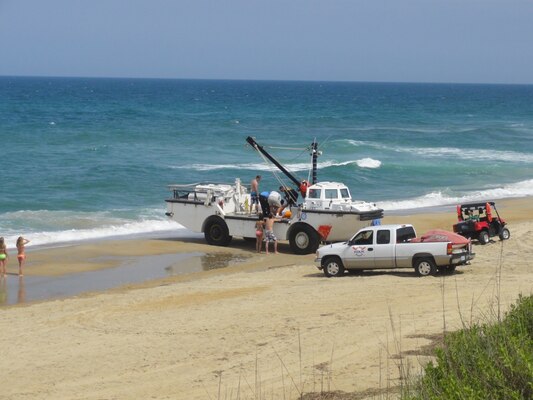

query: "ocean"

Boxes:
[1, 76, 532, 248]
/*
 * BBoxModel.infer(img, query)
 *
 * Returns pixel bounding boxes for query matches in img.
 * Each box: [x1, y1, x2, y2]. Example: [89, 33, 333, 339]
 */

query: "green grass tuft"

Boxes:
[403, 294, 533, 400]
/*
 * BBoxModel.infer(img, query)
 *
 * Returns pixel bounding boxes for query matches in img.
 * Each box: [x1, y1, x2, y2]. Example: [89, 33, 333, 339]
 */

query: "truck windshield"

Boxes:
[352, 230, 373, 245]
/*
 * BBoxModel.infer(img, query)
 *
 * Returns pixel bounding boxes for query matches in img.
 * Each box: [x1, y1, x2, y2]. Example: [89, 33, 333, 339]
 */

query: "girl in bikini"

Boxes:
[0, 237, 8, 277]
[16, 237, 30, 276]
[255, 213, 264, 253]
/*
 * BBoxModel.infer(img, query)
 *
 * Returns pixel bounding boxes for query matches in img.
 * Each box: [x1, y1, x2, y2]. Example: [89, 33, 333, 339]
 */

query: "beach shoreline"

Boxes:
[1, 196, 531, 306]
[0, 197, 531, 399]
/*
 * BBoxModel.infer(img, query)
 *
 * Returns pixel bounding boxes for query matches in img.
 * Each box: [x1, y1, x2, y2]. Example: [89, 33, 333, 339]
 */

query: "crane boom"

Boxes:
[245, 136, 302, 187]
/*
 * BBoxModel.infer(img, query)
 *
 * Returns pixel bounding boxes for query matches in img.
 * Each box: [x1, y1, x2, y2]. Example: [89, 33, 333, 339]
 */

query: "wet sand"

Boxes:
[0, 197, 532, 399]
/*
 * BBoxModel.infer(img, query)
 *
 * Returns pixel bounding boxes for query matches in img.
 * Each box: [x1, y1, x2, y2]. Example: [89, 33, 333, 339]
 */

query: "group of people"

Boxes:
[250, 175, 299, 217]
[0, 236, 30, 277]
[250, 175, 303, 255]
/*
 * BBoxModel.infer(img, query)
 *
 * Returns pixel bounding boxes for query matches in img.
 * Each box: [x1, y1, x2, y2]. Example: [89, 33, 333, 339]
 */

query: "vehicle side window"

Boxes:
[340, 188, 350, 199]
[396, 227, 416, 243]
[377, 230, 390, 244]
[308, 189, 321, 199]
[353, 230, 373, 245]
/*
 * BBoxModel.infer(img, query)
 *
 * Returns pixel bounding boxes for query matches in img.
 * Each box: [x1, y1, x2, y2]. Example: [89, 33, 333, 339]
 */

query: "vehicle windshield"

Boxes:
[352, 230, 373, 245]
[308, 189, 321, 199]
[325, 189, 338, 199]
[340, 188, 350, 199]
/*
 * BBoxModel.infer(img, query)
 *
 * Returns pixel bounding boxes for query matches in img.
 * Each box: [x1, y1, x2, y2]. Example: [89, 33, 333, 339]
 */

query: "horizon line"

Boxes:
[1, 74, 532, 87]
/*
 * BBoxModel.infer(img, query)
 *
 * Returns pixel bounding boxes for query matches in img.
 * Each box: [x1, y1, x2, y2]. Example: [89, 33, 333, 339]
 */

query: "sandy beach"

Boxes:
[1, 198, 532, 399]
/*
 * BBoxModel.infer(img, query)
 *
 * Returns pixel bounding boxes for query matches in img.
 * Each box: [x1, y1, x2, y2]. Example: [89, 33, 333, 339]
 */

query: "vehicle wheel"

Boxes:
[499, 228, 510, 241]
[478, 230, 490, 245]
[322, 256, 345, 278]
[414, 258, 437, 277]
[204, 218, 232, 246]
[289, 224, 319, 255]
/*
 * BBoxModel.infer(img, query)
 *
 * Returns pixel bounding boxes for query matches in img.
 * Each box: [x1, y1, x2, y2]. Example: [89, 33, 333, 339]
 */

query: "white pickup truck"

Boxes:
[315, 224, 475, 277]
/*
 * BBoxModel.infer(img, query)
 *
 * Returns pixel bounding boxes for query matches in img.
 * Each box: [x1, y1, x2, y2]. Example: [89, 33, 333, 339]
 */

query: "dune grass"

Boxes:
[401, 293, 533, 400]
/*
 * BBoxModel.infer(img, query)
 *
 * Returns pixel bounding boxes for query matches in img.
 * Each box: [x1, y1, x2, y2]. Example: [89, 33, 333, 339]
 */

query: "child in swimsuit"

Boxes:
[16, 236, 30, 276]
[0, 237, 8, 277]
[255, 214, 264, 253]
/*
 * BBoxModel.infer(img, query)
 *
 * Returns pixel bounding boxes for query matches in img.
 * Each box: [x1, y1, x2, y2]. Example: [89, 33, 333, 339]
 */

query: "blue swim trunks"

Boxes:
[251, 191, 259, 204]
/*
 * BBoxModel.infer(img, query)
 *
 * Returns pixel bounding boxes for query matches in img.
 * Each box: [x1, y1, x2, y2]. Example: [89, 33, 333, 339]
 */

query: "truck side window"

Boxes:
[353, 230, 373, 245]
[377, 230, 390, 244]
[396, 226, 416, 243]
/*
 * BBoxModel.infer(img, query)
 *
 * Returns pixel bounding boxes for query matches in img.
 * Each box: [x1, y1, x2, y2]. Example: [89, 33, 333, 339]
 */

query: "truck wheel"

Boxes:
[414, 258, 437, 277]
[499, 228, 510, 241]
[289, 224, 319, 255]
[478, 230, 490, 245]
[322, 256, 345, 278]
[204, 217, 232, 246]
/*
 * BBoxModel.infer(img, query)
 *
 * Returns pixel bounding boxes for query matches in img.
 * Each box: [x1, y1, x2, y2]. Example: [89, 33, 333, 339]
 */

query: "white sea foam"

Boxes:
[4, 220, 185, 248]
[1, 211, 186, 248]
[345, 140, 533, 163]
[355, 158, 382, 168]
[378, 179, 533, 211]
[170, 158, 382, 172]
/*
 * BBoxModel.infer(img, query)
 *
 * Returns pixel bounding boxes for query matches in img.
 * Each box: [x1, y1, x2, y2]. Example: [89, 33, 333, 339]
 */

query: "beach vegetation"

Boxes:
[401, 293, 533, 400]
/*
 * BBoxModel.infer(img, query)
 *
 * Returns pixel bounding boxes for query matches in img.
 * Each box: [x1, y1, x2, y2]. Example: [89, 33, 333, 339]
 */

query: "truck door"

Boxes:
[344, 229, 375, 269]
[373, 229, 395, 268]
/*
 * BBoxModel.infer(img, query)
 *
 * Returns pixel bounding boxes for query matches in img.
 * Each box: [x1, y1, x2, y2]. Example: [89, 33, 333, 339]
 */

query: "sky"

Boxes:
[0, 0, 532, 84]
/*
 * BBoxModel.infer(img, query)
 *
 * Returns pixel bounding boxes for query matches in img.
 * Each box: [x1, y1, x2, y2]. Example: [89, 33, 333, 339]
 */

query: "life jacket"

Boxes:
[486, 202, 493, 222]
[299, 180, 309, 198]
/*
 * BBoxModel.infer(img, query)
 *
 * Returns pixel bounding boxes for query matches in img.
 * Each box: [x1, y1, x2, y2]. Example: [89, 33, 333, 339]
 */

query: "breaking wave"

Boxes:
[170, 158, 382, 172]
[345, 140, 533, 163]
[379, 179, 533, 210]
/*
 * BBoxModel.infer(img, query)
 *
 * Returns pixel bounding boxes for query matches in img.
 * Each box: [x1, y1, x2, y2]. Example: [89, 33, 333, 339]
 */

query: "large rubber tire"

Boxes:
[414, 258, 437, 277]
[478, 230, 490, 245]
[204, 217, 232, 246]
[289, 224, 319, 255]
[322, 256, 345, 278]
[499, 228, 510, 241]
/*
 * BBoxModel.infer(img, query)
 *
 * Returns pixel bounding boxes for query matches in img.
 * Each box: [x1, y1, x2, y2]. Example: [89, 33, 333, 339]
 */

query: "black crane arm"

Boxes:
[246, 136, 301, 187]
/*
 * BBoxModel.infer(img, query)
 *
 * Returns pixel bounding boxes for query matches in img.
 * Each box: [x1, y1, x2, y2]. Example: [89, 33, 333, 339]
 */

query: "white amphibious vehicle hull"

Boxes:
[165, 179, 383, 254]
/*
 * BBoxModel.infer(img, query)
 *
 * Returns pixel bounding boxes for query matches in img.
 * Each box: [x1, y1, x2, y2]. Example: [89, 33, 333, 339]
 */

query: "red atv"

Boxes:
[453, 202, 510, 245]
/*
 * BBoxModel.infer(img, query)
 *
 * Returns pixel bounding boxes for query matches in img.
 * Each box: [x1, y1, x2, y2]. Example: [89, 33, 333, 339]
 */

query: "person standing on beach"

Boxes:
[250, 175, 261, 213]
[0, 237, 8, 277]
[264, 212, 279, 255]
[255, 214, 265, 253]
[16, 237, 30, 276]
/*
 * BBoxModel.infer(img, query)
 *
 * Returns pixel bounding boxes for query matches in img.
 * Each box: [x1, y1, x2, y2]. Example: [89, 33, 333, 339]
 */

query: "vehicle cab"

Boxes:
[303, 181, 380, 213]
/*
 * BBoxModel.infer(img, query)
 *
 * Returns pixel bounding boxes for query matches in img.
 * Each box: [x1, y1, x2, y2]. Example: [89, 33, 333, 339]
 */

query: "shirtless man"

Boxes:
[250, 175, 261, 213]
